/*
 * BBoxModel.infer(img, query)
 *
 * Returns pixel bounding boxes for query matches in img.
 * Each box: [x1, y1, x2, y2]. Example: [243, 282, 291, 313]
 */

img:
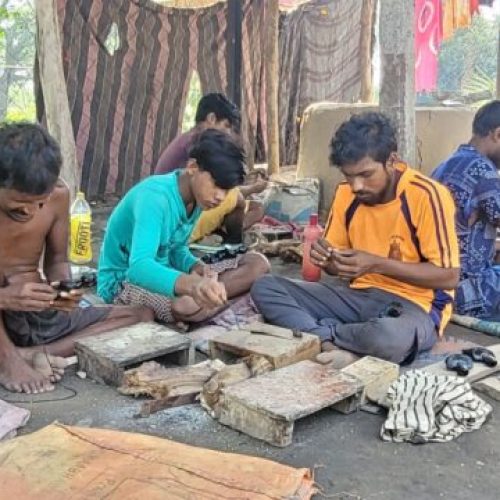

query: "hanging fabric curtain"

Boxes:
[415, 0, 443, 92]
[442, 0, 479, 40]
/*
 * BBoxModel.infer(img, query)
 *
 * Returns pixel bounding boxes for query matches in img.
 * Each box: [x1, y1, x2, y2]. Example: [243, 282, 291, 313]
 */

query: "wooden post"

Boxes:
[265, 0, 280, 175]
[359, 0, 375, 103]
[379, 0, 416, 166]
[496, 25, 500, 100]
[227, 0, 242, 108]
[35, 0, 79, 197]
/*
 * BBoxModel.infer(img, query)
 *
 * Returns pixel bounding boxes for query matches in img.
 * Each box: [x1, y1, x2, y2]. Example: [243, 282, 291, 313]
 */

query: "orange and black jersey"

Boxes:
[324, 163, 460, 334]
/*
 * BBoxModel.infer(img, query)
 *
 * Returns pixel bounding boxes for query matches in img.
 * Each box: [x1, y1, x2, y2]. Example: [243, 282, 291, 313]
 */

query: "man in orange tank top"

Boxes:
[251, 113, 460, 364]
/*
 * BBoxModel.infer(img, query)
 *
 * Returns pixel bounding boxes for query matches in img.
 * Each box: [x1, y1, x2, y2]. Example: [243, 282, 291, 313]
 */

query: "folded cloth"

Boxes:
[381, 370, 492, 443]
[0, 399, 30, 440]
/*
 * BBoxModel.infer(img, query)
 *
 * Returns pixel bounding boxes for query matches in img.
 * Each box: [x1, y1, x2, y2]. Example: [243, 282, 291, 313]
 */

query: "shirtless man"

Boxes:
[0, 123, 152, 394]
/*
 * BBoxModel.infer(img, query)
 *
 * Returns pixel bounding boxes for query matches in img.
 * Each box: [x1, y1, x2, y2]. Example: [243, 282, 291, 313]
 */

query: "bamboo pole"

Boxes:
[35, 0, 79, 197]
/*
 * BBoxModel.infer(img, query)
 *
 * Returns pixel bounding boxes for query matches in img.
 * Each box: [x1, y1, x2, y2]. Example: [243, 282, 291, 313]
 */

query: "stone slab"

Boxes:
[75, 322, 192, 386]
[219, 360, 362, 446]
[474, 375, 500, 402]
[209, 323, 320, 369]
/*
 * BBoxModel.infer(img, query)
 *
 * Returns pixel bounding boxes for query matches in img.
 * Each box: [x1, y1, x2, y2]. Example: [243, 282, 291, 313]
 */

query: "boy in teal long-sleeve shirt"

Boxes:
[98, 130, 269, 323]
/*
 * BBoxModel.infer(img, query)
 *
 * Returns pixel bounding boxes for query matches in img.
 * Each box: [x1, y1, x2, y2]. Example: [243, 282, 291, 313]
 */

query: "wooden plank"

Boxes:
[219, 361, 362, 446]
[474, 375, 500, 402]
[138, 393, 199, 418]
[379, 0, 416, 165]
[35, 0, 79, 196]
[422, 344, 500, 383]
[75, 322, 192, 386]
[209, 327, 320, 369]
[120, 360, 224, 399]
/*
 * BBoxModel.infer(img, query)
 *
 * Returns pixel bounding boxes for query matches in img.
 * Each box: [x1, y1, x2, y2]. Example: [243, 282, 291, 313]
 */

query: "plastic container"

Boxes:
[69, 191, 92, 264]
[302, 213, 322, 282]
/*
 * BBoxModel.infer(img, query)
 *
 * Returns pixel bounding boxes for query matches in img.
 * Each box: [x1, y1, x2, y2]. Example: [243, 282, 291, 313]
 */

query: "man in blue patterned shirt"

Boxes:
[432, 101, 500, 320]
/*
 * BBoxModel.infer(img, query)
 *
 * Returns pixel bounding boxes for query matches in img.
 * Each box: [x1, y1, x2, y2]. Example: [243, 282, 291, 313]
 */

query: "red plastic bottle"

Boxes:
[302, 213, 322, 282]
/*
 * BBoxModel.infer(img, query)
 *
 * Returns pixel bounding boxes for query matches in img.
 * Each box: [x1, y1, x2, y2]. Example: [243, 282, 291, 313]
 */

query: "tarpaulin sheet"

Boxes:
[0, 423, 316, 499]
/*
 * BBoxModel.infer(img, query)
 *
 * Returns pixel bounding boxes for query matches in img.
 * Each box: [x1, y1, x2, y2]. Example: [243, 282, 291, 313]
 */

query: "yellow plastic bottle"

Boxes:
[69, 191, 93, 264]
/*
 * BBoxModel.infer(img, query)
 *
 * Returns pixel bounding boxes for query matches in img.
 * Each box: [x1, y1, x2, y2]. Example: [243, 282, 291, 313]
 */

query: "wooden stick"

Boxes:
[138, 393, 199, 417]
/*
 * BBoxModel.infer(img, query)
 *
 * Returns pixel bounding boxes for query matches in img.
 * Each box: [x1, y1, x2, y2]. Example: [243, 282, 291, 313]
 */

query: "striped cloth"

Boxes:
[36, 0, 367, 197]
[381, 370, 492, 443]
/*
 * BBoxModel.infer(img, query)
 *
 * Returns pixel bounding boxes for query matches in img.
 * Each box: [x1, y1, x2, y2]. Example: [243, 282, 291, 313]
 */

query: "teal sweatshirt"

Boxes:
[97, 171, 201, 303]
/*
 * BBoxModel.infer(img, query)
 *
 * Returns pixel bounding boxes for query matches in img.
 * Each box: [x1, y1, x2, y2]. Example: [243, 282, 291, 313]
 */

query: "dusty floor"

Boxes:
[1, 206, 500, 499]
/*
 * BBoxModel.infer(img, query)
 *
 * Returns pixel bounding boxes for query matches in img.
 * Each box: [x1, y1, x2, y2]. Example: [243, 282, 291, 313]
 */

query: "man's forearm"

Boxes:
[44, 262, 71, 283]
[373, 258, 459, 290]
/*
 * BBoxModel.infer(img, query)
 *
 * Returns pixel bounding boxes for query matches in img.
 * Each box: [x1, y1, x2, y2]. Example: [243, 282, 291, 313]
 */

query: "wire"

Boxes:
[1, 383, 78, 404]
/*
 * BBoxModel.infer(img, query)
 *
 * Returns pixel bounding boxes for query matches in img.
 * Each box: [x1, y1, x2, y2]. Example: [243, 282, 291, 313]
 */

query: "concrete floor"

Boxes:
[1, 206, 499, 499]
[2, 295, 499, 498]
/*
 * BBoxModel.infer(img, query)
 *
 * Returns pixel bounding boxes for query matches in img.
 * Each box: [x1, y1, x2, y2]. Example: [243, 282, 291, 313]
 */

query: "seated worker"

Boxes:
[0, 123, 152, 394]
[251, 112, 460, 364]
[98, 129, 269, 324]
[432, 100, 500, 320]
[155, 92, 266, 244]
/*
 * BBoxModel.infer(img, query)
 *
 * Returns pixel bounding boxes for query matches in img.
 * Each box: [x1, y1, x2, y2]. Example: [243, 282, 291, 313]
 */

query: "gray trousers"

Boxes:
[251, 275, 438, 364]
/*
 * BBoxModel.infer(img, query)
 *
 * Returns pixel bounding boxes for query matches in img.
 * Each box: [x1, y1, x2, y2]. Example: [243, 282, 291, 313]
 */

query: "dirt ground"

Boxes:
[1, 207, 500, 499]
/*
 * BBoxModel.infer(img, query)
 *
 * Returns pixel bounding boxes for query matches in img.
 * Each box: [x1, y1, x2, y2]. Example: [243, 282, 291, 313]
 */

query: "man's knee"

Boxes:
[241, 252, 270, 277]
[137, 306, 155, 322]
[250, 273, 276, 305]
[344, 319, 414, 363]
[110, 305, 154, 323]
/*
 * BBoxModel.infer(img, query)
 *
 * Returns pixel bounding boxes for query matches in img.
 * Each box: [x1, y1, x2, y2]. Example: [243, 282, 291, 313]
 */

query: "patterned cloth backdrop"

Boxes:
[36, 0, 366, 197]
[275, 0, 368, 165]
[36, 0, 264, 197]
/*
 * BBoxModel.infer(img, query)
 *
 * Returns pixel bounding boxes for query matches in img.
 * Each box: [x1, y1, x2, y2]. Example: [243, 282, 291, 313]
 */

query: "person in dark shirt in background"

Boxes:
[155, 93, 266, 244]
[432, 100, 500, 320]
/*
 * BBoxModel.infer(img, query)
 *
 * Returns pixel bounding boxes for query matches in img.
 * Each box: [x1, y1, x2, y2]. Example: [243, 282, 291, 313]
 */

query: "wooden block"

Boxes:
[138, 393, 199, 418]
[342, 356, 399, 405]
[474, 375, 500, 401]
[119, 360, 224, 399]
[219, 360, 362, 446]
[422, 344, 500, 383]
[209, 324, 320, 369]
[75, 322, 192, 386]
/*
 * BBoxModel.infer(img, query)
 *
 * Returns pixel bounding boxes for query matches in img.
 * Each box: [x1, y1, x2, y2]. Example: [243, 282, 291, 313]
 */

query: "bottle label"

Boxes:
[70, 215, 92, 263]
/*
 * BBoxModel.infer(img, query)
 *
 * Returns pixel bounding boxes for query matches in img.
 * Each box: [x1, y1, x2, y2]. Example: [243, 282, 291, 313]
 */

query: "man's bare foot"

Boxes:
[0, 350, 54, 394]
[316, 344, 360, 369]
[18, 349, 67, 383]
[321, 340, 336, 352]
[172, 296, 228, 323]
[32, 352, 66, 382]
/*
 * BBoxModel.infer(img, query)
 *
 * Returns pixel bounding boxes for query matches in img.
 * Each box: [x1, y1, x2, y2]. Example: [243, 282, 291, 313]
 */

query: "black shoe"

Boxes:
[445, 354, 473, 376]
[462, 347, 498, 367]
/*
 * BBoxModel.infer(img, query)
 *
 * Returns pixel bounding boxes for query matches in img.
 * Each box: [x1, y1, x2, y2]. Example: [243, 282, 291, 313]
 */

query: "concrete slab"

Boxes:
[474, 375, 500, 402]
